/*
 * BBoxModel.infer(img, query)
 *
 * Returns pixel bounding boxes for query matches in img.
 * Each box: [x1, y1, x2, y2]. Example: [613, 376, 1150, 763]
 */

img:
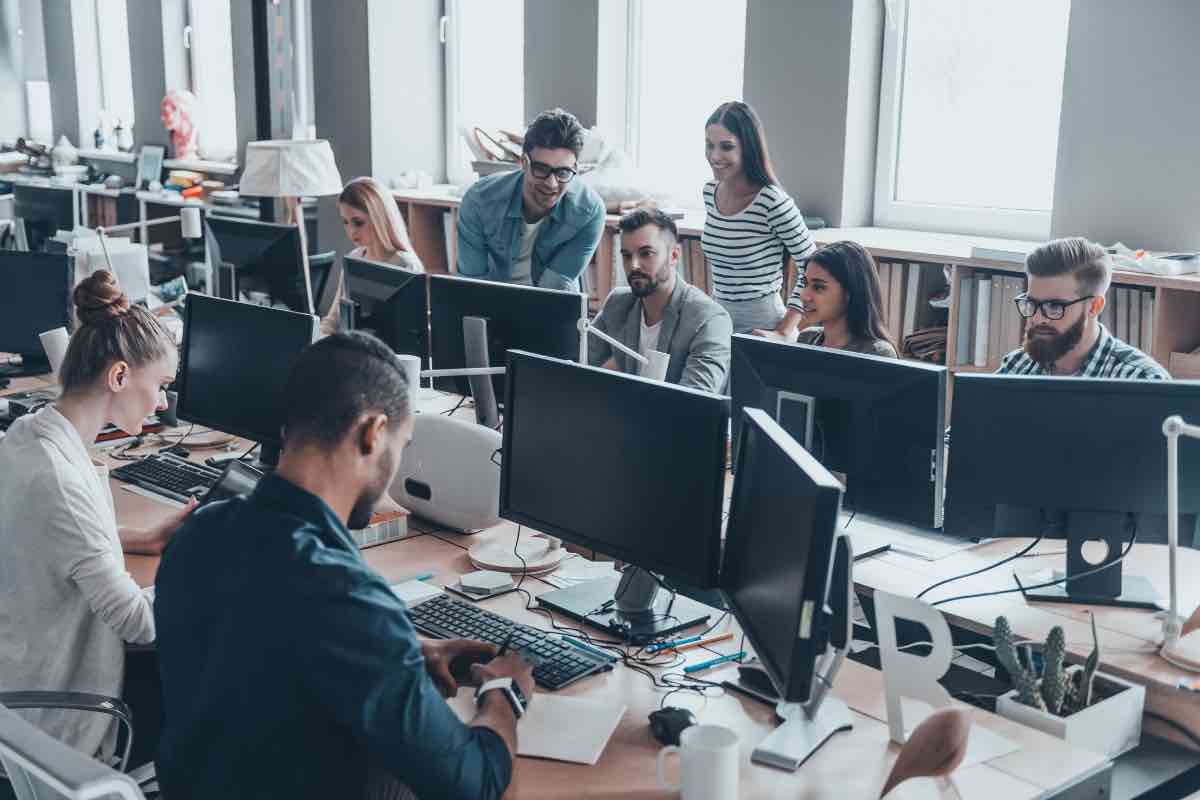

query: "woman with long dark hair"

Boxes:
[701, 101, 817, 333]
[759, 240, 897, 357]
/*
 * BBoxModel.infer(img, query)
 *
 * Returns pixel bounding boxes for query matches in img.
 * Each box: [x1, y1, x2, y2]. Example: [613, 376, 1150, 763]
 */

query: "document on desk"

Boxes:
[844, 512, 984, 561]
[448, 691, 626, 765]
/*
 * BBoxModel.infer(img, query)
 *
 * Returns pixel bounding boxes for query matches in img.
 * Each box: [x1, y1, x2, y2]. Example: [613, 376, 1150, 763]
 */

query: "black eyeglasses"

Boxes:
[527, 159, 577, 184]
[1013, 293, 1095, 321]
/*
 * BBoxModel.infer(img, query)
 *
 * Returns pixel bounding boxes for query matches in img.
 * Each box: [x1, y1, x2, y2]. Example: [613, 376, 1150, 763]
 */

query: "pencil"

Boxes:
[674, 632, 734, 652]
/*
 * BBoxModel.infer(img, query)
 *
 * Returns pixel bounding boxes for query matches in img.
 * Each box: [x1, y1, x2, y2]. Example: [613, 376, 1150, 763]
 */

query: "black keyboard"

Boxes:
[408, 594, 615, 690]
[111, 453, 222, 503]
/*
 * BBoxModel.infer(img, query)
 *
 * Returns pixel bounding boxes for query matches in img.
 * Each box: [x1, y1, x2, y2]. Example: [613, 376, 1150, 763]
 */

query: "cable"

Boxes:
[443, 396, 468, 417]
[933, 527, 1137, 607]
[917, 536, 1044, 600]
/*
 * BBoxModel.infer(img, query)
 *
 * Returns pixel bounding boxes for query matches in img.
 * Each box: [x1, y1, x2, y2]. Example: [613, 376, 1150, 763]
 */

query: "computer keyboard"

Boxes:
[407, 594, 616, 690]
[111, 453, 223, 503]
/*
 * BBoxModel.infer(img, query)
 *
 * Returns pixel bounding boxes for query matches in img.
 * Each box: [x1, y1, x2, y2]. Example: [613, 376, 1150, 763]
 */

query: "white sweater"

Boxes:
[0, 406, 154, 756]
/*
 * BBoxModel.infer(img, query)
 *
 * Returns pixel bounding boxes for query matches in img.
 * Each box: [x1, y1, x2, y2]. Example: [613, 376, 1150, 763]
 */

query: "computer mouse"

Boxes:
[737, 662, 779, 699]
[648, 706, 696, 746]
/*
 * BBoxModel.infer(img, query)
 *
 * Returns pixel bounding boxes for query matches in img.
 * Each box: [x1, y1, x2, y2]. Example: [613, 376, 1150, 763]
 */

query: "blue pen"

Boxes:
[396, 572, 435, 583]
[646, 635, 701, 653]
[683, 651, 747, 674]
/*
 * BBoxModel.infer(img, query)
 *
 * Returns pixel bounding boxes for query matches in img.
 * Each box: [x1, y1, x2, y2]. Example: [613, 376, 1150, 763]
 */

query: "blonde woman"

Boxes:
[321, 177, 424, 335]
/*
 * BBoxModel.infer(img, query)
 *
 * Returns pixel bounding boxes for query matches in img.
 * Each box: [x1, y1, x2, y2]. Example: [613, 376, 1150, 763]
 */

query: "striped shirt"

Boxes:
[701, 181, 816, 303]
[996, 323, 1170, 379]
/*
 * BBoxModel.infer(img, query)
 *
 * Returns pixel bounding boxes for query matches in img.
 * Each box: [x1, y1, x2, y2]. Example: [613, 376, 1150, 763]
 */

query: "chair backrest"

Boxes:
[0, 704, 143, 800]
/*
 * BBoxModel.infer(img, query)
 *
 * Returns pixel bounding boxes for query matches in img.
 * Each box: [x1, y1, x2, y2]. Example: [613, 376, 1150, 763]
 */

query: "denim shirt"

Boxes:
[456, 169, 606, 290]
[154, 474, 512, 800]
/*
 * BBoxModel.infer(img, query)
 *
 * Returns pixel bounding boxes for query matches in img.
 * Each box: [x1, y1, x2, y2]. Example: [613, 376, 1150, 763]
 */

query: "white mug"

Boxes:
[396, 354, 422, 401]
[39, 327, 70, 376]
[656, 724, 740, 800]
[643, 349, 671, 382]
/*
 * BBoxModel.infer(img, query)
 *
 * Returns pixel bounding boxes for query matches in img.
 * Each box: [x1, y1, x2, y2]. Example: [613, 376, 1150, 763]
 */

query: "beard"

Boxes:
[628, 265, 670, 298]
[347, 445, 397, 530]
[1023, 312, 1086, 369]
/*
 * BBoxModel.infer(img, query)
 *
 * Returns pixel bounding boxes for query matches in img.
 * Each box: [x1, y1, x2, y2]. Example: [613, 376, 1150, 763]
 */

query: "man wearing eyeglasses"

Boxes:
[997, 237, 1169, 379]
[456, 108, 605, 291]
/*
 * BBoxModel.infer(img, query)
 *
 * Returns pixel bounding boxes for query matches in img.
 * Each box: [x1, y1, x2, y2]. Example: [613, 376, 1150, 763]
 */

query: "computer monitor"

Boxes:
[205, 217, 331, 313]
[720, 408, 854, 769]
[429, 274, 586, 400]
[342, 255, 428, 366]
[730, 334, 948, 529]
[499, 350, 728, 641]
[176, 294, 317, 467]
[0, 251, 73, 377]
[945, 374, 1200, 608]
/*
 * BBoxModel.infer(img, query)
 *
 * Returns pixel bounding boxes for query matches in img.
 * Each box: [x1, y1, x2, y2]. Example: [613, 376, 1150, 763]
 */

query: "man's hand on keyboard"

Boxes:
[119, 496, 198, 555]
[422, 638, 499, 698]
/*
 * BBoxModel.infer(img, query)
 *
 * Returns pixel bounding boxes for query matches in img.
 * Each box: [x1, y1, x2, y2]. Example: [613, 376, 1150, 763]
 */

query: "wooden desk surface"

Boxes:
[117, 501, 1109, 798]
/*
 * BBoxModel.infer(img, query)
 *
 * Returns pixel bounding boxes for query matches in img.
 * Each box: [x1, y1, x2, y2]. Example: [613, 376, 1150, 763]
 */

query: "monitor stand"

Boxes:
[752, 535, 855, 771]
[251, 442, 281, 472]
[1019, 510, 1160, 609]
[463, 315, 500, 429]
[0, 354, 51, 378]
[535, 567, 714, 644]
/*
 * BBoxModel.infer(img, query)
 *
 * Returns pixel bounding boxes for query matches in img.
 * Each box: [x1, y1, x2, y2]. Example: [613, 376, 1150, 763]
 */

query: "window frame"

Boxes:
[873, 0, 1061, 241]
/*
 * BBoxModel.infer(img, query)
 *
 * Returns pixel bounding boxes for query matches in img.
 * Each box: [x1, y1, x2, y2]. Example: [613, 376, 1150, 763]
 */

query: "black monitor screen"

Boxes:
[500, 351, 727, 588]
[205, 217, 327, 313]
[343, 256, 428, 366]
[176, 294, 315, 447]
[429, 275, 584, 396]
[731, 334, 946, 528]
[0, 251, 73, 356]
[946, 374, 1200, 535]
[721, 408, 843, 703]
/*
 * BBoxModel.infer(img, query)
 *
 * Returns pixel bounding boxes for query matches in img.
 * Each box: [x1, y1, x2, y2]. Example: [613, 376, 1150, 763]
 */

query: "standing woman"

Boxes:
[702, 101, 817, 333]
[0, 271, 192, 757]
[758, 240, 898, 357]
[321, 176, 425, 335]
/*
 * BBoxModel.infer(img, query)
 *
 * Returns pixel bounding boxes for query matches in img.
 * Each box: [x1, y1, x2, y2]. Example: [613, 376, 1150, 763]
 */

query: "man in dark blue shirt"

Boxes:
[155, 332, 532, 799]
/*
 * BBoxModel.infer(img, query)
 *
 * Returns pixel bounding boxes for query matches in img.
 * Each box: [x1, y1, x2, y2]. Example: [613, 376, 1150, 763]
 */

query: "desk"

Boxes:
[107, 467, 1110, 797]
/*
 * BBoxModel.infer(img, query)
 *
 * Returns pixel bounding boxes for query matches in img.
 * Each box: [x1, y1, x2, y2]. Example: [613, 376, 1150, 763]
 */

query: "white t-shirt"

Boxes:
[510, 218, 545, 286]
[638, 312, 663, 377]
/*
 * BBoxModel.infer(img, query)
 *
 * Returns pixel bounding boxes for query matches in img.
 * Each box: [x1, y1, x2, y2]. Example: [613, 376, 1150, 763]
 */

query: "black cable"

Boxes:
[443, 396, 468, 417]
[933, 528, 1137, 607]
[237, 441, 261, 462]
[918, 536, 1044, 600]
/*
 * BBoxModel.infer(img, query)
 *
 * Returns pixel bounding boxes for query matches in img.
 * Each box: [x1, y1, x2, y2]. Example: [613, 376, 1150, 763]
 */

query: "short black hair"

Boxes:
[282, 331, 411, 447]
[523, 108, 585, 158]
[617, 208, 678, 244]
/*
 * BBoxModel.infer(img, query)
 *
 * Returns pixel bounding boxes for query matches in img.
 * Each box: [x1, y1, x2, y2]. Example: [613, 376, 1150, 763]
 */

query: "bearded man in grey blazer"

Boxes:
[589, 209, 731, 394]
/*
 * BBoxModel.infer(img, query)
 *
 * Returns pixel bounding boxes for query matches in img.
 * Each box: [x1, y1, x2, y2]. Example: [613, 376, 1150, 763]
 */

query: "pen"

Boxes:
[674, 632, 735, 653]
[560, 635, 618, 663]
[646, 635, 702, 653]
[683, 651, 747, 674]
[396, 572, 435, 583]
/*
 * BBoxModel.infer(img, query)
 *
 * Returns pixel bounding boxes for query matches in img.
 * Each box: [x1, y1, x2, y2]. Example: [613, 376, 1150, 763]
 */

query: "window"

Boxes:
[444, 0, 525, 184]
[875, 0, 1071, 239]
[626, 0, 747, 207]
[185, 0, 238, 161]
[94, 0, 134, 131]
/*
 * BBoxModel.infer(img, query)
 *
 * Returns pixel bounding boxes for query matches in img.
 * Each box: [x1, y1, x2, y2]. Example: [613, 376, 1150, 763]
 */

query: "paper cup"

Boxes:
[644, 349, 671, 382]
[39, 327, 70, 375]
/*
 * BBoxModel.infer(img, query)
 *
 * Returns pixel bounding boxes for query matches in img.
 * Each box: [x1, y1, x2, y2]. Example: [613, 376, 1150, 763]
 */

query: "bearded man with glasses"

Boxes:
[997, 237, 1169, 380]
[456, 108, 605, 291]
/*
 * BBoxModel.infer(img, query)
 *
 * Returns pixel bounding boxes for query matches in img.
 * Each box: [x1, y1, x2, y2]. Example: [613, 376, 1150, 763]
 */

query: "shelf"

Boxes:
[78, 148, 135, 164]
[163, 157, 239, 176]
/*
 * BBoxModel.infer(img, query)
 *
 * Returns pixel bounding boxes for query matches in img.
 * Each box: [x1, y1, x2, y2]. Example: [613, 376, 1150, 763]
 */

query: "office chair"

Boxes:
[0, 694, 152, 800]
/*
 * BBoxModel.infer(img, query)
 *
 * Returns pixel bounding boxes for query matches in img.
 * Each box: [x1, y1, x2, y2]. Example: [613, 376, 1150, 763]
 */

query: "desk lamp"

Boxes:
[1162, 415, 1200, 671]
[577, 318, 669, 381]
[94, 205, 203, 274]
[238, 140, 343, 315]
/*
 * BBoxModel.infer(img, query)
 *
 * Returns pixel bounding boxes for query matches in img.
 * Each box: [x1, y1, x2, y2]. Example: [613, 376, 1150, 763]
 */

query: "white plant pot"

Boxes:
[995, 671, 1144, 758]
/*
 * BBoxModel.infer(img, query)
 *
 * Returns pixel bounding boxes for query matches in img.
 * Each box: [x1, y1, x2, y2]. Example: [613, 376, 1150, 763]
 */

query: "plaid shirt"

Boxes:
[996, 323, 1170, 380]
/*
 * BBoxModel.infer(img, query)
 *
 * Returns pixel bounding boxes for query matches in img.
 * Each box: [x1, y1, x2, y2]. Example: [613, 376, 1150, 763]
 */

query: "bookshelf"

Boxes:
[389, 193, 1200, 388]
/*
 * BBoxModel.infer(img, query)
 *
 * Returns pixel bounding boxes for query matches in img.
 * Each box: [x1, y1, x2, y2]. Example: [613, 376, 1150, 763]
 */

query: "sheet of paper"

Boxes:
[540, 555, 618, 589]
[120, 483, 186, 509]
[448, 690, 626, 765]
[900, 698, 1020, 769]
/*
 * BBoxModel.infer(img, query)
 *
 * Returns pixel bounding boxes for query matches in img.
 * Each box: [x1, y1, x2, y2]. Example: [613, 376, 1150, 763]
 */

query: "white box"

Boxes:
[995, 671, 1144, 758]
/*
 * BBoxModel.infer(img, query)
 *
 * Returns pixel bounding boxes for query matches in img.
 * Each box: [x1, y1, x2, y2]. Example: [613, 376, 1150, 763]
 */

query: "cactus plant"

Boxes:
[994, 615, 1102, 718]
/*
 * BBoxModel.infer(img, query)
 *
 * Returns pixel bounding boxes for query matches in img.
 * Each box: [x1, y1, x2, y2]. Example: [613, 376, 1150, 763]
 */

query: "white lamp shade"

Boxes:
[239, 139, 343, 197]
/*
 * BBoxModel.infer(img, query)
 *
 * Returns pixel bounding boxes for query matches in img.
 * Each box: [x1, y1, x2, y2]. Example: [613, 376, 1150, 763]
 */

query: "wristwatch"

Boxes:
[475, 677, 527, 719]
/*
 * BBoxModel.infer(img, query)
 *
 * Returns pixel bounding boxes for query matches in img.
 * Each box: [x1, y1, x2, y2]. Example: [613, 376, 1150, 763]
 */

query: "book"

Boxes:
[350, 501, 411, 549]
[448, 691, 625, 765]
[973, 275, 992, 368]
[902, 264, 921, 339]
[888, 263, 905, 345]
[955, 275, 976, 366]
[1115, 288, 1130, 343]
[988, 275, 1004, 367]
[1142, 291, 1155, 353]
[1128, 289, 1142, 349]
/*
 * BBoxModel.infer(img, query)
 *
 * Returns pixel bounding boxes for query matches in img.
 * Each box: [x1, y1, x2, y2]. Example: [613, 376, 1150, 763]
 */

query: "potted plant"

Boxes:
[992, 614, 1144, 758]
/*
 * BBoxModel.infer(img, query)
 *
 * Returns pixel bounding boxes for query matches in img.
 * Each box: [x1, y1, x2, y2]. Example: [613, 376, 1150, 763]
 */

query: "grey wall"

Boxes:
[19, 0, 45, 79]
[368, 0, 444, 183]
[1051, 1, 1200, 251]
[127, 0, 167, 148]
[0, 0, 26, 140]
[160, 0, 186, 90]
[231, 0, 258, 158]
[840, 0, 883, 227]
[524, 0, 598, 127]
[41, 0, 80, 144]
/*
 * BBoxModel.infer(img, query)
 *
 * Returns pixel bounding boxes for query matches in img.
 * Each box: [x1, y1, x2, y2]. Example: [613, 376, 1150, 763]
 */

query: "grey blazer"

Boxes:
[588, 278, 732, 393]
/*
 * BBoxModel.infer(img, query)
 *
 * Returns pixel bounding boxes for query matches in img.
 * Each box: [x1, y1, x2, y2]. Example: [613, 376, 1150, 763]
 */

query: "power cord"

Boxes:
[917, 536, 1044, 600]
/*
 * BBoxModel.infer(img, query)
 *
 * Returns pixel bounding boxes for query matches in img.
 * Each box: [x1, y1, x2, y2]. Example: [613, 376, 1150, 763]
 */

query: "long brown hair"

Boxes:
[339, 177, 415, 255]
[706, 101, 781, 189]
[59, 271, 174, 394]
[806, 241, 896, 351]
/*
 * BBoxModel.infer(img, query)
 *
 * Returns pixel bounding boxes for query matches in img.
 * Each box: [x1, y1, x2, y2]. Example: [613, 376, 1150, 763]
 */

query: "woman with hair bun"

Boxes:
[0, 271, 194, 757]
